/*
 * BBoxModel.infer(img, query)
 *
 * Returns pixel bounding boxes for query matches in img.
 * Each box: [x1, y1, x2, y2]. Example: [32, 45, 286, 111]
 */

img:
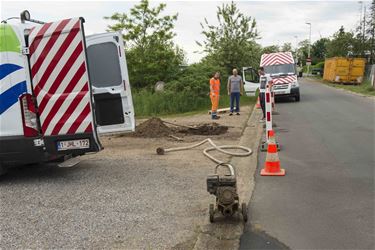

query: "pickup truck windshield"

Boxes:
[264, 64, 296, 75]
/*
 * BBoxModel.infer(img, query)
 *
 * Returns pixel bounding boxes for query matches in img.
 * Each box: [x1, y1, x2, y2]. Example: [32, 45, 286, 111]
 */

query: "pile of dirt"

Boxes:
[130, 118, 228, 138]
[133, 117, 173, 138]
[179, 123, 228, 136]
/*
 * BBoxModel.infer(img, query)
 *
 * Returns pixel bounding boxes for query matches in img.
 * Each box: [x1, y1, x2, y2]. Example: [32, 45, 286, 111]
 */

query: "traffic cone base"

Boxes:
[260, 129, 285, 176]
[261, 168, 285, 176]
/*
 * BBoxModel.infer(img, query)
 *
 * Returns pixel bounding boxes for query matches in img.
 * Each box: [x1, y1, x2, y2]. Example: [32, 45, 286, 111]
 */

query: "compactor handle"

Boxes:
[214, 163, 235, 176]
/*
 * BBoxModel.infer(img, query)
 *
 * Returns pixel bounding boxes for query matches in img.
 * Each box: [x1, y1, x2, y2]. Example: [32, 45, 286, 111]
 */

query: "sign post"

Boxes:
[306, 58, 312, 75]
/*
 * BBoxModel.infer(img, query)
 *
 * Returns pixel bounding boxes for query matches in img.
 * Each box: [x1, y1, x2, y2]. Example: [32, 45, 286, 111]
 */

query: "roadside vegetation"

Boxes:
[105, 0, 261, 117]
[133, 91, 256, 117]
[104, 0, 375, 117]
[308, 76, 375, 96]
[324, 79, 375, 96]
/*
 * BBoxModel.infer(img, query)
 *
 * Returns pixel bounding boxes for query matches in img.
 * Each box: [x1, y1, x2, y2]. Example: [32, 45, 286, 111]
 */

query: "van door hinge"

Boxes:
[22, 47, 30, 55]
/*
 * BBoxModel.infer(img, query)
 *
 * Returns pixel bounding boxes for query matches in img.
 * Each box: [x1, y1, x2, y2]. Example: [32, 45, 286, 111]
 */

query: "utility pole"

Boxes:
[294, 35, 298, 63]
[359, 1, 366, 57]
[363, 5, 366, 57]
[306, 22, 312, 75]
[359, 1, 363, 31]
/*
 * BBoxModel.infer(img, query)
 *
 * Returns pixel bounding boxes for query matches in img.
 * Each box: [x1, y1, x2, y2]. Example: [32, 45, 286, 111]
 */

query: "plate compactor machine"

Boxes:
[206, 163, 248, 223]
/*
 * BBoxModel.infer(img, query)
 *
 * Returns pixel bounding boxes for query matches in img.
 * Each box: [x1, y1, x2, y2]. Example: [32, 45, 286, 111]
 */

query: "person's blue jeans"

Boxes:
[230, 92, 240, 113]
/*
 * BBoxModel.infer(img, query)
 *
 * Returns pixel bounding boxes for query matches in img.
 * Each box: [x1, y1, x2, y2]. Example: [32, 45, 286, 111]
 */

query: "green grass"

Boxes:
[315, 78, 375, 96]
[133, 90, 257, 118]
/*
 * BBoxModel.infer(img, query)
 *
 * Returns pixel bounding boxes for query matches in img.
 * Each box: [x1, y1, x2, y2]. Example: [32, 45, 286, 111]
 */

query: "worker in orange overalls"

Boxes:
[210, 72, 221, 120]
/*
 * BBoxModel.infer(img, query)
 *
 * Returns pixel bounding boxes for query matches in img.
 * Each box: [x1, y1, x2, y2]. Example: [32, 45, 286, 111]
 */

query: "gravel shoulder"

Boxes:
[0, 104, 261, 249]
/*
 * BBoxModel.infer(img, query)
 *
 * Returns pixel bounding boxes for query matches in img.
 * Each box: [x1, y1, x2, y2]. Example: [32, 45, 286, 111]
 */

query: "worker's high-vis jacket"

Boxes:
[210, 78, 220, 96]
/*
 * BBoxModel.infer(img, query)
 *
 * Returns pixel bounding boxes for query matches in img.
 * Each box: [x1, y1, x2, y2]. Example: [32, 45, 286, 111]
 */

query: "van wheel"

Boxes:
[295, 94, 300, 102]
[0, 164, 7, 177]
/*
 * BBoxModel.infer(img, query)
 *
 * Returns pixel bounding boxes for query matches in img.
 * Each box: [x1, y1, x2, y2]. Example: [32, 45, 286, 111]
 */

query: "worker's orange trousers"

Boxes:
[210, 94, 219, 114]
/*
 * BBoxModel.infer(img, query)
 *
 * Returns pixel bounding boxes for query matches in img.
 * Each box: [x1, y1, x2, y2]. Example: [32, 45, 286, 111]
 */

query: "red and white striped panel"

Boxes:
[28, 18, 94, 136]
[260, 52, 294, 67]
[272, 75, 297, 84]
[265, 86, 272, 141]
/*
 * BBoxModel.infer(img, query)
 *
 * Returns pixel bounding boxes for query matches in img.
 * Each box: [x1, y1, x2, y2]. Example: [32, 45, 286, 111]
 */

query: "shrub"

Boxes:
[314, 61, 325, 69]
[165, 61, 228, 96]
[133, 89, 210, 116]
[132, 61, 256, 117]
[133, 89, 256, 117]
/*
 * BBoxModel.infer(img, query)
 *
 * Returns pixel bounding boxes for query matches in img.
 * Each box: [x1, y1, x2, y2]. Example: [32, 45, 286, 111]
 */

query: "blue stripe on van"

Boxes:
[0, 64, 23, 80]
[0, 81, 27, 115]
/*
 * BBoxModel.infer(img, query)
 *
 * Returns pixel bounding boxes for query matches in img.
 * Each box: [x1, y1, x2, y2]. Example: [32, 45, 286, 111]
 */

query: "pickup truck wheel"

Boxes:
[295, 94, 300, 102]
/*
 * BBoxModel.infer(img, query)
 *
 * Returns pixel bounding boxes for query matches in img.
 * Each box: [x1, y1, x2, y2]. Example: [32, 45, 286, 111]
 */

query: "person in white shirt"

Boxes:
[258, 67, 273, 122]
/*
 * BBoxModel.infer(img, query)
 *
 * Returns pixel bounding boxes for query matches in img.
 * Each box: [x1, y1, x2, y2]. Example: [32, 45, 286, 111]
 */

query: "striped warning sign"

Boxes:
[28, 18, 94, 136]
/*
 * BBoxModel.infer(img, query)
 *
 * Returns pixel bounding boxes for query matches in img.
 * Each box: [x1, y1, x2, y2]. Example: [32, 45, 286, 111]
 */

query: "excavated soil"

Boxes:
[132, 117, 173, 138]
[130, 118, 228, 138]
[178, 123, 228, 136]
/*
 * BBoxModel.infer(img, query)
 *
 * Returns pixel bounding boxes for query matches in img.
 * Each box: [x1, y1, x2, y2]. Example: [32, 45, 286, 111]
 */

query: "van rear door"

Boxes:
[242, 67, 260, 96]
[85, 32, 135, 134]
[27, 17, 101, 155]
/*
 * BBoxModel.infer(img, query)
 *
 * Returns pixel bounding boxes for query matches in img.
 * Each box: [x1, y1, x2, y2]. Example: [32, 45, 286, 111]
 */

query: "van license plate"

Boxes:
[57, 139, 90, 151]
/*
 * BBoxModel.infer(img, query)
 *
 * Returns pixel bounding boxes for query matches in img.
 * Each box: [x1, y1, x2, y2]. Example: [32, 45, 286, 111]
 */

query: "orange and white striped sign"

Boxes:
[28, 18, 94, 136]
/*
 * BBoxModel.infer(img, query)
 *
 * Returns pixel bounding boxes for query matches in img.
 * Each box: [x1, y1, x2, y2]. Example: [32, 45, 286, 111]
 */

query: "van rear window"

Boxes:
[87, 42, 122, 88]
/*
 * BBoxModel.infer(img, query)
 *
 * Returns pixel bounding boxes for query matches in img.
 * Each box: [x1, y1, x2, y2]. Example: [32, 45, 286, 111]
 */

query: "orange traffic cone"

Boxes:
[261, 130, 285, 176]
[256, 96, 261, 109]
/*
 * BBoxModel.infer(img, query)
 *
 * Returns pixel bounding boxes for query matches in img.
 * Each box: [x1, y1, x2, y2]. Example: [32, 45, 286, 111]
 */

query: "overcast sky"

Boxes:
[1, 0, 371, 63]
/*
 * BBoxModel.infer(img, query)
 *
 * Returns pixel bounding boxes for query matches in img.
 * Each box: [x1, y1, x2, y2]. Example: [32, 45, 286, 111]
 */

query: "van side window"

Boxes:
[87, 42, 122, 88]
[244, 69, 259, 83]
[244, 70, 253, 82]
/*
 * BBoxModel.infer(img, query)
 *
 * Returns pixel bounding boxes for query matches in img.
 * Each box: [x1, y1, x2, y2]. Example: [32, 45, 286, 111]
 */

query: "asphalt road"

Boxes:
[241, 79, 375, 249]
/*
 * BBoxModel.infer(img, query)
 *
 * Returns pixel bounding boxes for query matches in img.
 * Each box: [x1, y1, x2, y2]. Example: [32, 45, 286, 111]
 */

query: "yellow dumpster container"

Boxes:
[323, 57, 366, 84]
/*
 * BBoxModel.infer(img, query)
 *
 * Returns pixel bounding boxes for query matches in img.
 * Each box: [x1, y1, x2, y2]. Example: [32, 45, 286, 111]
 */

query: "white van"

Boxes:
[243, 52, 300, 101]
[0, 12, 135, 175]
[260, 52, 300, 101]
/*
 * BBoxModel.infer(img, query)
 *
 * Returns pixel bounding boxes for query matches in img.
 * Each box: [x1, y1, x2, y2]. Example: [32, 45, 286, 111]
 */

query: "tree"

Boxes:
[312, 38, 330, 62]
[197, 1, 260, 73]
[326, 26, 357, 57]
[297, 39, 309, 64]
[281, 42, 292, 52]
[104, 0, 185, 88]
[261, 45, 279, 54]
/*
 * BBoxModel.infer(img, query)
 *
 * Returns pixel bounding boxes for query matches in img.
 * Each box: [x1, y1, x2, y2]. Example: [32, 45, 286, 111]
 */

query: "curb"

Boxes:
[193, 105, 263, 250]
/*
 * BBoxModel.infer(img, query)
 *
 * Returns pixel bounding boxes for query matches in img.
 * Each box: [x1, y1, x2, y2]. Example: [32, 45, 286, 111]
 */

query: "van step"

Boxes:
[58, 156, 81, 168]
